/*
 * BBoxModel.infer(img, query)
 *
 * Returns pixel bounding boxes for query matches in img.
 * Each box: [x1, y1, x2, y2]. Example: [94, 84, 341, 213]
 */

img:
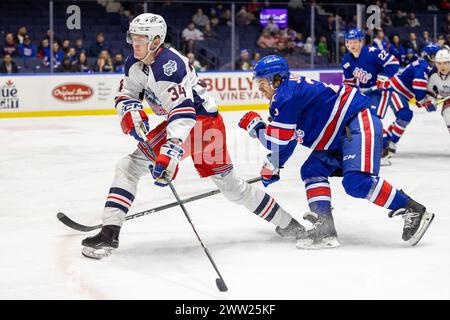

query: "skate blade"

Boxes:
[380, 158, 392, 166]
[82, 246, 115, 259]
[408, 212, 435, 246]
[296, 237, 340, 250]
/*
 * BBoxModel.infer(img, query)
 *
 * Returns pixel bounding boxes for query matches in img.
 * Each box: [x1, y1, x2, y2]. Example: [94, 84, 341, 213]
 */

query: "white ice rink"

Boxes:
[0, 109, 449, 300]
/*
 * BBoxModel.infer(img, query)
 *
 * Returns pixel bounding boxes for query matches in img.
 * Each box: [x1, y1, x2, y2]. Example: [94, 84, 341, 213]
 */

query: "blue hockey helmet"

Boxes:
[345, 29, 365, 41]
[423, 43, 441, 61]
[253, 55, 290, 86]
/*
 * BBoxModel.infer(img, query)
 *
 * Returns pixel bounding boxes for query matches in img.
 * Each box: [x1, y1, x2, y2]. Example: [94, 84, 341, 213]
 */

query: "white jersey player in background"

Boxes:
[81, 13, 306, 259]
[427, 48, 450, 134]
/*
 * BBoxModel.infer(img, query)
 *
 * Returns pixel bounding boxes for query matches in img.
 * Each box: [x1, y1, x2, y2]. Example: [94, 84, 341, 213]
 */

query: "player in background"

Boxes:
[341, 29, 413, 165]
[81, 14, 306, 259]
[387, 43, 441, 149]
[239, 55, 434, 249]
[426, 48, 450, 133]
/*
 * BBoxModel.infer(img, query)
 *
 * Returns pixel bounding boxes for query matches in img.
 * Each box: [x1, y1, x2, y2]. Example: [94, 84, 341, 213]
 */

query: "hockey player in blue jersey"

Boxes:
[383, 44, 440, 156]
[341, 29, 412, 164]
[239, 55, 434, 249]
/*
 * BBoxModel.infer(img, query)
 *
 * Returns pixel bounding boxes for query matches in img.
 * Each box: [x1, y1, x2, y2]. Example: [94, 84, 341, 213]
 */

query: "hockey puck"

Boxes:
[216, 278, 228, 292]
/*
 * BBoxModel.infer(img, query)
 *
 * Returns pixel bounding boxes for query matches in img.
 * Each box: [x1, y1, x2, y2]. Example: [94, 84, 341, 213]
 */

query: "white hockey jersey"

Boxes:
[114, 46, 218, 142]
[428, 70, 450, 108]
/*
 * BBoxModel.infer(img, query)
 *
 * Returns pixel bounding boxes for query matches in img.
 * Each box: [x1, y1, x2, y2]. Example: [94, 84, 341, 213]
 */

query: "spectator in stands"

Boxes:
[390, 35, 406, 66]
[304, 37, 314, 55]
[182, 22, 204, 54]
[89, 33, 110, 58]
[251, 52, 261, 69]
[441, 13, 450, 36]
[294, 32, 305, 53]
[265, 16, 279, 34]
[392, 10, 407, 27]
[67, 48, 77, 63]
[73, 52, 92, 73]
[247, 0, 262, 15]
[220, 9, 232, 26]
[421, 31, 432, 47]
[193, 8, 209, 28]
[74, 38, 86, 57]
[55, 56, 76, 72]
[275, 41, 288, 57]
[209, 10, 220, 28]
[2, 33, 18, 57]
[257, 30, 276, 49]
[407, 13, 421, 27]
[203, 22, 218, 39]
[317, 36, 330, 61]
[45, 29, 61, 47]
[113, 53, 125, 73]
[62, 39, 71, 55]
[440, 0, 450, 10]
[0, 54, 19, 74]
[372, 28, 389, 51]
[381, 12, 392, 27]
[43, 41, 64, 68]
[381, 2, 391, 14]
[94, 50, 114, 72]
[37, 39, 49, 60]
[405, 32, 421, 53]
[187, 52, 204, 71]
[339, 44, 347, 58]
[437, 35, 446, 48]
[235, 49, 252, 70]
[236, 6, 256, 26]
[16, 26, 28, 44]
[18, 35, 36, 58]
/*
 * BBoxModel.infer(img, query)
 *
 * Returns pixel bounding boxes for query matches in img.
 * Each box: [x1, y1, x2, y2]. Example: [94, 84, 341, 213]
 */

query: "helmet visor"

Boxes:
[126, 31, 151, 45]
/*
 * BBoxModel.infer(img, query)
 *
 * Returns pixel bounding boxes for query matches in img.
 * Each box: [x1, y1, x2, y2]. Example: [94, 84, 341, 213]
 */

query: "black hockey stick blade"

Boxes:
[216, 278, 228, 292]
[57, 212, 102, 232]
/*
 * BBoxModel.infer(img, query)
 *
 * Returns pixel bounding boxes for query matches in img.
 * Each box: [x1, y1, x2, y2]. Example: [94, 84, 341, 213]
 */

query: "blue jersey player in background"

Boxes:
[239, 55, 434, 249]
[341, 29, 413, 165]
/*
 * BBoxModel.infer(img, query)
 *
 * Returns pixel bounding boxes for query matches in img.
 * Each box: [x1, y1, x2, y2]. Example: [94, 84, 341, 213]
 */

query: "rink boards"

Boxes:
[0, 69, 343, 118]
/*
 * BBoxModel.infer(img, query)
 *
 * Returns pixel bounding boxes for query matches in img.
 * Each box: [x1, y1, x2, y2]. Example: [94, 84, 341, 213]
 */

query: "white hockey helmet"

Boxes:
[435, 49, 450, 63]
[127, 13, 167, 45]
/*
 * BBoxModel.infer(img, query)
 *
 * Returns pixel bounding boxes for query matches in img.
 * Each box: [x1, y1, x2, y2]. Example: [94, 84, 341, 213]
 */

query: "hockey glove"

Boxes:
[150, 142, 184, 187]
[376, 75, 390, 91]
[416, 99, 436, 112]
[120, 109, 150, 142]
[238, 111, 266, 138]
[260, 156, 280, 188]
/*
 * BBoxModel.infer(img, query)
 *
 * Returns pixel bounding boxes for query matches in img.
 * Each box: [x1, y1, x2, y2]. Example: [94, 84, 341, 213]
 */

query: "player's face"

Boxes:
[256, 78, 275, 100]
[436, 61, 450, 74]
[346, 39, 362, 55]
[130, 34, 150, 60]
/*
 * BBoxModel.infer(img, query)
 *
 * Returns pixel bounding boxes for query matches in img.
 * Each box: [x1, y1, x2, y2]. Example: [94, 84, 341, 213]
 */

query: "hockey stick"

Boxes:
[436, 95, 450, 105]
[139, 126, 228, 292]
[57, 176, 261, 232]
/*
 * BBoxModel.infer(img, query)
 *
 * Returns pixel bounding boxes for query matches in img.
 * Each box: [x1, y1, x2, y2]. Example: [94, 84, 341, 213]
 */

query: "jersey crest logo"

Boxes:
[163, 60, 177, 77]
[353, 67, 372, 84]
[144, 89, 167, 115]
[343, 62, 350, 69]
[295, 129, 304, 144]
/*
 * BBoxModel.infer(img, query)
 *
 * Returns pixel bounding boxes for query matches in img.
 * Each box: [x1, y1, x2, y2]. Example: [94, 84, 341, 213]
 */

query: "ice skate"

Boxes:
[296, 213, 340, 249]
[381, 148, 392, 166]
[387, 141, 397, 157]
[81, 225, 120, 259]
[389, 198, 434, 246]
[275, 218, 306, 239]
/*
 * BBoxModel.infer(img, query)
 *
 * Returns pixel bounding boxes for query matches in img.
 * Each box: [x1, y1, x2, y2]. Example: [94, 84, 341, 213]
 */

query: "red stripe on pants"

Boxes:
[361, 109, 372, 173]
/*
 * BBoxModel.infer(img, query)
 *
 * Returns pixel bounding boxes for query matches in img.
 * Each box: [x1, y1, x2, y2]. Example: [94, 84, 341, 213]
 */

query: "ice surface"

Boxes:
[0, 109, 449, 299]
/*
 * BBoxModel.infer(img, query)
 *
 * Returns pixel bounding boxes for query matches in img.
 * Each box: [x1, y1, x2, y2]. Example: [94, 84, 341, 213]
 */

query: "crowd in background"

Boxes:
[1, 0, 450, 74]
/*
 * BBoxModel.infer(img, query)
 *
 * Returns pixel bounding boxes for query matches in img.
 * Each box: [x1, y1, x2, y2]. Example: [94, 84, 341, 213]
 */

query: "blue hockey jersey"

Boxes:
[342, 46, 400, 89]
[390, 58, 434, 101]
[257, 75, 371, 166]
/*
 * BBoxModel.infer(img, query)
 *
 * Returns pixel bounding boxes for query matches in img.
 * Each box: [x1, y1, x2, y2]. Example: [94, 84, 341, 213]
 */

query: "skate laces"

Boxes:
[402, 210, 420, 229]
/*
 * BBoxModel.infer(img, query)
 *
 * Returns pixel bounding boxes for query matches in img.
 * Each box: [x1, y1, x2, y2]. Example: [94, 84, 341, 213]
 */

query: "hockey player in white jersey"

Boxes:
[81, 13, 306, 259]
[427, 48, 450, 133]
